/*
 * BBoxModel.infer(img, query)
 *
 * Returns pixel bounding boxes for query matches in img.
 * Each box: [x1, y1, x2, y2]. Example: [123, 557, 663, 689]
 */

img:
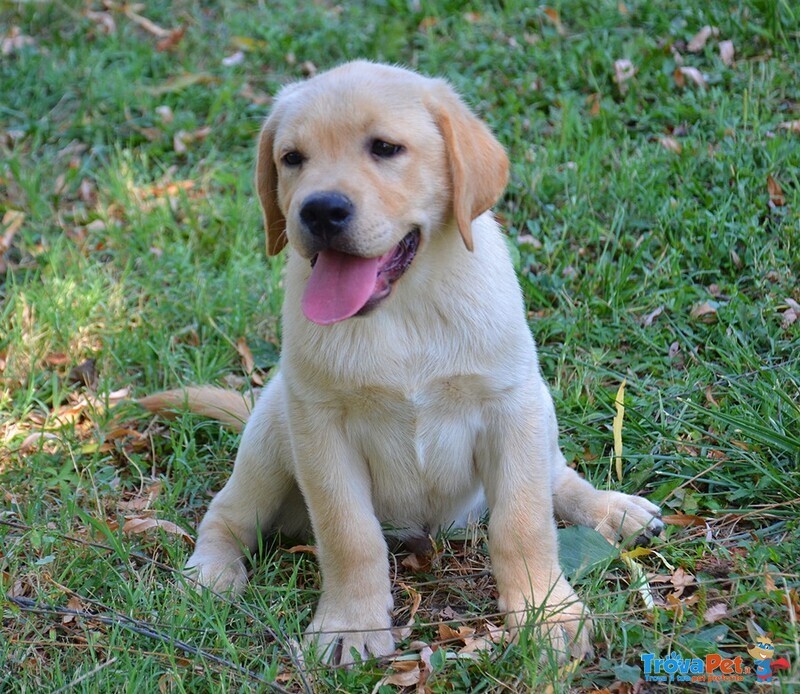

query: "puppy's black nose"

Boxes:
[299, 192, 354, 240]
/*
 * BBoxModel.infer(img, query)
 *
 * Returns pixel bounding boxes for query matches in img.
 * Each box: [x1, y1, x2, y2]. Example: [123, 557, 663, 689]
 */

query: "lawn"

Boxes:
[1, 0, 798, 691]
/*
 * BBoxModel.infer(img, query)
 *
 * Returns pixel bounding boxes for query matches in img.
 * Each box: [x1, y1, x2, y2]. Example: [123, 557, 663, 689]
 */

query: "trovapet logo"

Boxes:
[640, 651, 749, 684]
[640, 644, 791, 685]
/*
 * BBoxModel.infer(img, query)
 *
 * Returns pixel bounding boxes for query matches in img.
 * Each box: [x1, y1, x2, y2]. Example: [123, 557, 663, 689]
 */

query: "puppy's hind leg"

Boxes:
[539, 388, 664, 544]
[185, 373, 298, 594]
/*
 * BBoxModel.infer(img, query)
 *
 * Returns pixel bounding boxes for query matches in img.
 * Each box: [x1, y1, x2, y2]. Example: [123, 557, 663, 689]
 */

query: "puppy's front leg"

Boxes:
[289, 399, 394, 664]
[479, 389, 592, 662]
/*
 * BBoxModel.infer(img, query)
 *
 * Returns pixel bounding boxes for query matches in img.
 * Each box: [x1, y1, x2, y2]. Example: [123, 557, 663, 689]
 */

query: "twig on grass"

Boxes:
[8, 596, 290, 692]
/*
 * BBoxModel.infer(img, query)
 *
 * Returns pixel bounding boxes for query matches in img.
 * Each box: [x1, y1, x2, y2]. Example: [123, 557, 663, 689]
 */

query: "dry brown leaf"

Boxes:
[1, 210, 24, 252]
[62, 595, 85, 625]
[1, 26, 36, 55]
[155, 105, 174, 124]
[662, 513, 707, 527]
[690, 301, 718, 322]
[543, 7, 565, 35]
[618, 2, 629, 15]
[156, 27, 185, 52]
[371, 660, 420, 692]
[613, 59, 636, 94]
[438, 623, 474, 645]
[172, 126, 212, 155]
[670, 567, 695, 597]
[19, 432, 60, 453]
[719, 40, 735, 66]
[641, 305, 664, 327]
[687, 25, 718, 53]
[777, 120, 800, 133]
[122, 516, 193, 544]
[781, 298, 799, 329]
[239, 83, 271, 106]
[84, 10, 116, 34]
[393, 583, 422, 641]
[767, 175, 785, 206]
[703, 603, 728, 623]
[119, 481, 162, 512]
[587, 92, 602, 117]
[676, 66, 707, 89]
[659, 136, 682, 154]
[286, 544, 317, 555]
[236, 337, 256, 374]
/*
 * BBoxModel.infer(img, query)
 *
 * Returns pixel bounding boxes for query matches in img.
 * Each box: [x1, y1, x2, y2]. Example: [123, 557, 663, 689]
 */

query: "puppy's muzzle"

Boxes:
[300, 191, 354, 244]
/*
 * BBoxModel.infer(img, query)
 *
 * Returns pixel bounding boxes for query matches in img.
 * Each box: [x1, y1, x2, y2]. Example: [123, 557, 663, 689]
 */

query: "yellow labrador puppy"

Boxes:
[144, 61, 663, 664]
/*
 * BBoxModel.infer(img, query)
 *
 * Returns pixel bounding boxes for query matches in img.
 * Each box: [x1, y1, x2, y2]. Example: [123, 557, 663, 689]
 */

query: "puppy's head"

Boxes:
[256, 61, 508, 325]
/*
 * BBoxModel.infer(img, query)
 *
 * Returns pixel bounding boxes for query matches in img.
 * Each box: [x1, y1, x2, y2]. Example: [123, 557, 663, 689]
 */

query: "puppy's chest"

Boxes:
[342, 377, 488, 523]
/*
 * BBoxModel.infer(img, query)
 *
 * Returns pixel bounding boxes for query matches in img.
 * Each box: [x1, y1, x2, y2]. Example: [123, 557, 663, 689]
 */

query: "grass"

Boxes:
[1, 0, 798, 691]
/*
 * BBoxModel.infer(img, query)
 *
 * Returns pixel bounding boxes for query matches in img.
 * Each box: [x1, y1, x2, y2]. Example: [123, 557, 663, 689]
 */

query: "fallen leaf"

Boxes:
[286, 544, 317, 555]
[662, 513, 707, 527]
[668, 340, 680, 358]
[1, 26, 36, 55]
[84, 10, 116, 34]
[613, 59, 637, 94]
[155, 105, 174, 124]
[122, 516, 194, 544]
[587, 92, 602, 117]
[703, 603, 728, 623]
[19, 432, 60, 453]
[767, 175, 785, 206]
[676, 66, 707, 89]
[393, 583, 422, 641]
[781, 298, 799, 328]
[542, 7, 565, 35]
[147, 73, 219, 95]
[612, 379, 626, 482]
[687, 26, 718, 53]
[659, 136, 682, 154]
[690, 301, 718, 322]
[371, 660, 420, 692]
[670, 567, 695, 597]
[68, 358, 98, 388]
[239, 83, 271, 106]
[438, 623, 474, 645]
[641, 305, 664, 327]
[719, 40, 735, 66]
[156, 27, 185, 52]
[1, 210, 24, 254]
[230, 36, 269, 52]
[222, 51, 245, 67]
[704, 386, 719, 407]
[777, 120, 800, 133]
[62, 595, 85, 624]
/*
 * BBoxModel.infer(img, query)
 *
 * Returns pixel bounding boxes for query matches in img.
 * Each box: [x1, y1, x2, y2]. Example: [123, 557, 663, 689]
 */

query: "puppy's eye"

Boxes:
[281, 151, 304, 167]
[370, 139, 404, 158]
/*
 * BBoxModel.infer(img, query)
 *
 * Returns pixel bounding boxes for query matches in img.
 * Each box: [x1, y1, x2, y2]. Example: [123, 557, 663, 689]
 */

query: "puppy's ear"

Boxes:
[429, 84, 509, 251]
[255, 116, 287, 256]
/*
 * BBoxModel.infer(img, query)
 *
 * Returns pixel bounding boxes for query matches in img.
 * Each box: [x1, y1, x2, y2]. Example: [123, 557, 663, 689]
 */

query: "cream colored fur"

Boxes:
[144, 61, 663, 665]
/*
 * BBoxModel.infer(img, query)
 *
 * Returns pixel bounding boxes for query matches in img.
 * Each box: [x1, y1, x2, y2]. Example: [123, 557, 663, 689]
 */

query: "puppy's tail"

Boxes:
[138, 387, 254, 432]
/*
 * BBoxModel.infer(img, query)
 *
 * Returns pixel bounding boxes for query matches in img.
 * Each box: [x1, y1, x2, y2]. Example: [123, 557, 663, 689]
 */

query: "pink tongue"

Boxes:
[301, 249, 380, 325]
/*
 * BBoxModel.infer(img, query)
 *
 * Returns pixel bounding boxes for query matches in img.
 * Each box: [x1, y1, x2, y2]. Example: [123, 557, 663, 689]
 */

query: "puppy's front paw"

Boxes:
[184, 551, 248, 595]
[501, 579, 593, 663]
[593, 491, 664, 545]
[305, 593, 395, 665]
